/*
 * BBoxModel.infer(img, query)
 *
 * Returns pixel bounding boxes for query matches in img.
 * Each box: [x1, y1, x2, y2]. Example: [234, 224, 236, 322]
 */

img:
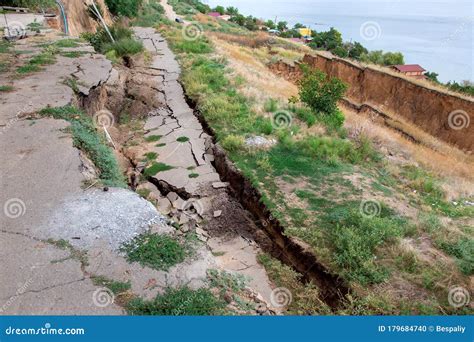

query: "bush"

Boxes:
[105, 0, 143, 17]
[221, 134, 245, 152]
[298, 67, 347, 116]
[103, 38, 143, 57]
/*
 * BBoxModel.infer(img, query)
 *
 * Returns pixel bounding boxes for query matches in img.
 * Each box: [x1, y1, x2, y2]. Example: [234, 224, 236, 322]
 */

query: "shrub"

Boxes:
[221, 134, 245, 152]
[105, 0, 143, 17]
[298, 67, 347, 116]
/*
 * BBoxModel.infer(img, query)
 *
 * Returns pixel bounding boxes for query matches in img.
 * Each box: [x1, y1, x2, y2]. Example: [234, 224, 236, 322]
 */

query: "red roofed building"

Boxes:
[391, 64, 426, 79]
[208, 12, 221, 18]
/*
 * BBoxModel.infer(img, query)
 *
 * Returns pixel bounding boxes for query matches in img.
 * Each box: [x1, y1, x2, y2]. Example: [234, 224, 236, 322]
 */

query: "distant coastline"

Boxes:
[204, 0, 473, 83]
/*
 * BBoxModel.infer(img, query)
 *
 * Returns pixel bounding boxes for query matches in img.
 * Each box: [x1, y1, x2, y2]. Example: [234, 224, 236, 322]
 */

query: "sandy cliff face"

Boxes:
[270, 54, 474, 153]
[61, 0, 113, 36]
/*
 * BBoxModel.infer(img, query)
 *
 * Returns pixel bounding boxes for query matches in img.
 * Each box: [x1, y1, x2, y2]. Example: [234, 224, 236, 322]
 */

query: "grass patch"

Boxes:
[188, 173, 199, 178]
[0, 85, 14, 92]
[60, 51, 88, 58]
[144, 152, 158, 161]
[145, 135, 162, 142]
[91, 275, 131, 294]
[16, 64, 42, 74]
[144, 162, 174, 176]
[176, 136, 189, 142]
[121, 232, 187, 271]
[39, 106, 125, 187]
[55, 39, 81, 48]
[126, 286, 225, 315]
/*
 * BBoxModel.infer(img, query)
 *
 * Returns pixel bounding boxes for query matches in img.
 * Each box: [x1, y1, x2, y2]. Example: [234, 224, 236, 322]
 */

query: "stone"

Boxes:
[212, 182, 229, 189]
[166, 191, 179, 202]
[213, 210, 222, 218]
[157, 197, 172, 215]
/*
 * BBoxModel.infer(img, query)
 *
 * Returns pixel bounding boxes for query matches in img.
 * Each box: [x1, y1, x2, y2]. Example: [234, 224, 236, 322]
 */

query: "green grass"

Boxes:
[16, 64, 42, 74]
[0, 41, 11, 54]
[126, 286, 226, 315]
[60, 51, 88, 58]
[188, 173, 199, 178]
[176, 136, 189, 142]
[436, 237, 473, 275]
[55, 39, 81, 48]
[0, 85, 14, 92]
[103, 38, 144, 58]
[144, 152, 158, 161]
[121, 232, 187, 271]
[39, 106, 126, 187]
[144, 162, 174, 177]
[145, 135, 162, 142]
[91, 275, 131, 294]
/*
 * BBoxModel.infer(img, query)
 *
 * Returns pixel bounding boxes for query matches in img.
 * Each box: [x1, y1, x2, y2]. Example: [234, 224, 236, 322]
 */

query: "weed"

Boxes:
[221, 135, 244, 152]
[121, 232, 187, 271]
[91, 275, 131, 294]
[188, 173, 199, 178]
[39, 106, 125, 187]
[145, 135, 162, 142]
[0, 85, 14, 92]
[144, 162, 174, 176]
[126, 286, 225, 315]
[144, 152, 158, 161]
[176, 136, 190, 142]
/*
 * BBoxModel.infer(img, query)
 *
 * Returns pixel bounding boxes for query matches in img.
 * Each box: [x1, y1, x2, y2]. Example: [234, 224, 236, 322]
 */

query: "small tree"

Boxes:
[226, 6, 239, 15]
[213, 5, 225, 15]
[277, 21, 288, 32]
[298, 67, 348, 117]
[425, 72, 439, 83]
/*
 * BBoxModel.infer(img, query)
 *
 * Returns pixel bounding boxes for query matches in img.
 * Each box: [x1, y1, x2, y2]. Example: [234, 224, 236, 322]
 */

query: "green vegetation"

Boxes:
[39, 106, 125, 187]
[144, 152, 158, 161]
[16, 45, 58, 74]
[121, 232, 188, 271]
[145, 135, 162, 142]
[188, 173, 199, 178]
[81, 23, 143, 59]
[2, 0, 55, 9]
[297, 67, 347, 128]
[0, 85, 14, 92]
[91, 275, 131, 294]
[105, 0, 142, 17]
[127, 286, 226, 315]
[54, 39, 80, 48]
[176, 136, 190, 142]
[144, 162, 174, 176]
[258, 253, 331, 314]
[133, 0, 165, 27]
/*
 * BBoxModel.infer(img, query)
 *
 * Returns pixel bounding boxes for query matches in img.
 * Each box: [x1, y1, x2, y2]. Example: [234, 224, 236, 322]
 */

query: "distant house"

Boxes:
[298, 28, 312, 37]
[219, 15, 231, 21]
[208, 12, 221, 18]
[391, 64, 426, 79]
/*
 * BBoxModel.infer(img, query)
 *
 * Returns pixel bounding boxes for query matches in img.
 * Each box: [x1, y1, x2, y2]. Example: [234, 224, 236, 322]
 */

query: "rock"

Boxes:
[157, 197, 172, 215]
[212, 182, 229, 189]
[172, 196, 185, 209]
[256, 303, 267, 314]
[245, 136, 277, 148]
[213, 210, 222, 218]
[179, 214, 190, 225]
[166, 192, 179, 202]
[196, 227, 209, 239]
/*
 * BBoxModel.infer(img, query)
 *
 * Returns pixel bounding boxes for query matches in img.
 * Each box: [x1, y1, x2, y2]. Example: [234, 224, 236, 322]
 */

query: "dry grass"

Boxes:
[343, 107, 474, 199]
[211, 36, 298, 103]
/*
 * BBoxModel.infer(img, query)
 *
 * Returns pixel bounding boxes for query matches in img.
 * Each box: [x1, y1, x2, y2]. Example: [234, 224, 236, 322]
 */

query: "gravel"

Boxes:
[43, 188, 169, 250]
